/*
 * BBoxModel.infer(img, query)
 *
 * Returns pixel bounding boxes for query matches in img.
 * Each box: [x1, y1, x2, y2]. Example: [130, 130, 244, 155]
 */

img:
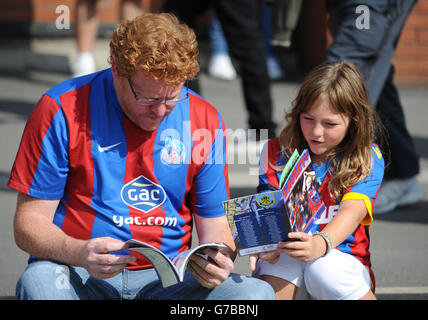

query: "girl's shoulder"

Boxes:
[343, 143, 384, 194]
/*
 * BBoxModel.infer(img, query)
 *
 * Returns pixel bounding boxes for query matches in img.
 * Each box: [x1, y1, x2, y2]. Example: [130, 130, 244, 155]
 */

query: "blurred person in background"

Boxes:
[325, 0, 424, 214]
[163, 0, 277, 141]
[73, 0, 143, 77]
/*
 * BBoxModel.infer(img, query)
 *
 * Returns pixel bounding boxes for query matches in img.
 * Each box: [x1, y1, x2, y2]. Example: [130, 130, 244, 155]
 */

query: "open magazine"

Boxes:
[223, 149, 326, 256]
[127, 239, 227, 288]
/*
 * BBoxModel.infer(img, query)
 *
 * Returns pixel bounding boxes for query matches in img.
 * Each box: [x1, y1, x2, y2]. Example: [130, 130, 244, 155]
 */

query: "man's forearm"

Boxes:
[13, 192, 86, 267]
[14, 212, 86, 267]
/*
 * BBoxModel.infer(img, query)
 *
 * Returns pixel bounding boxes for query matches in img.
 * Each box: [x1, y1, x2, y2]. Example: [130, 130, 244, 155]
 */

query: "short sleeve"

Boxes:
[8, 94, 69, 200]
[192, 118, 229, 217]
[341, 144, 385, 225]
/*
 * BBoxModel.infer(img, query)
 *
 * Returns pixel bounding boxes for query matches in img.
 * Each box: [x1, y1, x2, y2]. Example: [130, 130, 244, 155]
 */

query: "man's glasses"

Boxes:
[127, 78, 188, 107]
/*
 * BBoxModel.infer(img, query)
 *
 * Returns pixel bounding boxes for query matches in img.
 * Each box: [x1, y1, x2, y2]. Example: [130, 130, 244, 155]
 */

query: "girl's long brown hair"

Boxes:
[279, 61, 384, 201]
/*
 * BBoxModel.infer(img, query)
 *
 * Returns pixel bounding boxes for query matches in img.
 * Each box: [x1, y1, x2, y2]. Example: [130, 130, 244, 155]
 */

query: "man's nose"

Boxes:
[151, 102, 168, 116]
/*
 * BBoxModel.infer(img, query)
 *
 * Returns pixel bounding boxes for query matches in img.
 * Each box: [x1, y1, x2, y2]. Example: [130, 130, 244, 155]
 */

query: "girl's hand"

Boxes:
[276, 232, 327, 262]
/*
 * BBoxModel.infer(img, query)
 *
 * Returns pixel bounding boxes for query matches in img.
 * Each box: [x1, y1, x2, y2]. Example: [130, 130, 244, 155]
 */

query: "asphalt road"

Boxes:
[0, 38, 427, 300]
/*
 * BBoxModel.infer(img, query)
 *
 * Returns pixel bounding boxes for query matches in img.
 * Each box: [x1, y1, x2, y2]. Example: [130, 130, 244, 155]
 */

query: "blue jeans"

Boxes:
[16, 260, 275, 300]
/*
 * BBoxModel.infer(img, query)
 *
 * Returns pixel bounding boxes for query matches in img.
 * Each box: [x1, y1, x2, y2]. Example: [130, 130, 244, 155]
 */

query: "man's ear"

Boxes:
[111, 61, 119, 80]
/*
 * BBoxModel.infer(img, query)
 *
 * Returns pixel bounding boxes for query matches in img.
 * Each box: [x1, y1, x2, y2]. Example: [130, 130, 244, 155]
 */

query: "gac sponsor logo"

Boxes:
[121, 175, 166, 213]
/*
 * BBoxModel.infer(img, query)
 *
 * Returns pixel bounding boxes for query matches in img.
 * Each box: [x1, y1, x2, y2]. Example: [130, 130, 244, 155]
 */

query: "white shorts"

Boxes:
[254, 249, 372, 300]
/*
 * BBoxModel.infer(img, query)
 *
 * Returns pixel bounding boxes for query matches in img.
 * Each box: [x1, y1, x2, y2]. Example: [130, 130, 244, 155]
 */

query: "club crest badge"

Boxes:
[160, 137, 186, 165]
[233, 197, 251, 211]
[256, 192, 275, 209]
[121, 175, 166, 213]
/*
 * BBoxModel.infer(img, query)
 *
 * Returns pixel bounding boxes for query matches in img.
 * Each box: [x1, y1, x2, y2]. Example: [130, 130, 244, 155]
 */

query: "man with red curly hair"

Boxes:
[9, 13, 274, 300]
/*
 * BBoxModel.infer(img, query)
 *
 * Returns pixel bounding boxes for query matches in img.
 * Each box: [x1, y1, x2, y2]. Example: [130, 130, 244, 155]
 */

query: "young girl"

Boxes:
[251, 61, 385, 300]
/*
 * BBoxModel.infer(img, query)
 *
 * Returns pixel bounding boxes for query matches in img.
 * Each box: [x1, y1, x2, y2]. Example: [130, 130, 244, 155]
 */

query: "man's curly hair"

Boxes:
[109, 13, 199, 84]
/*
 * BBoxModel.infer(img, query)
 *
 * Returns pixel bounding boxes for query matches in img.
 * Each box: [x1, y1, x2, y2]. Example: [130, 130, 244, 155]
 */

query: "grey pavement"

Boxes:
[1, 38, 428, 300]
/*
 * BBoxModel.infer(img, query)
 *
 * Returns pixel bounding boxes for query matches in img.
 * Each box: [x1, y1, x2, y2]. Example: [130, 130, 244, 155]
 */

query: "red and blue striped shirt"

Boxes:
[8, 68, 230, 269]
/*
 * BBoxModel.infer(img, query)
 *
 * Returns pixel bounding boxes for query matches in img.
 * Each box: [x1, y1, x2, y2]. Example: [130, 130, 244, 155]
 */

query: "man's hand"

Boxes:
[187, 247, 234, 288]
[79, 237, 136, 279]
